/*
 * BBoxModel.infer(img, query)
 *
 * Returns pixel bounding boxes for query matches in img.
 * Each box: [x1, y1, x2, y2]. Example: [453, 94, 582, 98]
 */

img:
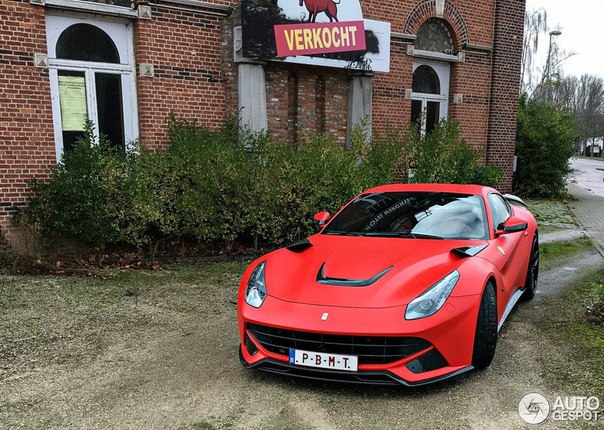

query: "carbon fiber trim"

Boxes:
[240, 345, 474, 387]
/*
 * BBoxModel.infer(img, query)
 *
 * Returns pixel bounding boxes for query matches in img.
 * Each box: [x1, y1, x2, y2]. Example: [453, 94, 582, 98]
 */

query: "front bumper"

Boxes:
[238, 293, 481, 386]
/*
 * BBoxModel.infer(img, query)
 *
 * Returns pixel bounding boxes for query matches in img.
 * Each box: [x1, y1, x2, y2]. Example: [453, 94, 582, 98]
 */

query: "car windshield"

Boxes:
[323, 192, 489, 240]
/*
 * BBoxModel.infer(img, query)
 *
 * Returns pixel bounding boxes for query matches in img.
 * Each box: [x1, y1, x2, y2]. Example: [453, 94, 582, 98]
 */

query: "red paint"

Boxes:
[274, 21, 365, 57]
[238, 184, 539, 385]
[299, 0, 339, 23]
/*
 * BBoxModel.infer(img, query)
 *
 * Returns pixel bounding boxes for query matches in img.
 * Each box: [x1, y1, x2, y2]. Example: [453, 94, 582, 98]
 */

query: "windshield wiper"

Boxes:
[325, 231, 444, 240]
[364, 232, 444, 240]
[409, 232, 444, 240]
[363, 232, 413, 238]
[323, 231, 364, 236]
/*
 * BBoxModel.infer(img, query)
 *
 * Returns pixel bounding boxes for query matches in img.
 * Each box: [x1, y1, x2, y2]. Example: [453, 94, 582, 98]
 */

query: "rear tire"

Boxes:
[522, 233, 539, 301]
[472, 282, 498, 370]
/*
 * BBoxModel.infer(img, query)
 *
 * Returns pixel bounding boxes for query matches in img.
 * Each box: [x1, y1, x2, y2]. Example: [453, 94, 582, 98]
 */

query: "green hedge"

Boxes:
[514, 95, 578, 198]
[20, 116, 500, 250]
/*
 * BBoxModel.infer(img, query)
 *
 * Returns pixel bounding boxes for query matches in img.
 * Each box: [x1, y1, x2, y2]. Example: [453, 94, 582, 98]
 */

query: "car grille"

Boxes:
[247, 323, 431, 365]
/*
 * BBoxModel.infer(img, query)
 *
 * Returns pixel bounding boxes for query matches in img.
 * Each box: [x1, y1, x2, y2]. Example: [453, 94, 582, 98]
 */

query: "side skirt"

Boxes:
[497, 288, 525, 332]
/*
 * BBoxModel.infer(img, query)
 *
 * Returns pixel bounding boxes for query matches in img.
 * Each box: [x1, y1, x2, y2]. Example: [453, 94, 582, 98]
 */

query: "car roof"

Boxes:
[364, 183, 497, 196]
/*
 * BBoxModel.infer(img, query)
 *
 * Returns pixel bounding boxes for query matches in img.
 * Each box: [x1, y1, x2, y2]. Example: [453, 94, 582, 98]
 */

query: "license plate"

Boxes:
[289, 349, 358, 371]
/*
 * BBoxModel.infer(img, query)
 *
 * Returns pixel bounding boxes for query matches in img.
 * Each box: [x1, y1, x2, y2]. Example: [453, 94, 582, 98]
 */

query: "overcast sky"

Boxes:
[525, 0, 604, 79]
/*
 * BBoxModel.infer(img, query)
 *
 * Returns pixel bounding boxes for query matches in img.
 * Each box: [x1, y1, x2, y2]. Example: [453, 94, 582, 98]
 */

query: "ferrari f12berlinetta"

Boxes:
[238, 184, 539, 385]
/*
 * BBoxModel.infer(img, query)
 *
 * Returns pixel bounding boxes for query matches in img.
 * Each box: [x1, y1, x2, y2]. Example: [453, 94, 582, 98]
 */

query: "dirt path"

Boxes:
[1, 250, 602, 430]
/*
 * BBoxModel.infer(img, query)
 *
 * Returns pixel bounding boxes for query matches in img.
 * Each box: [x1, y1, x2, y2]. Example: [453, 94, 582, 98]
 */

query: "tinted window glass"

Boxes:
[412, 65, 440, 94]
[324, 192, 488, 240]
[58, 69, 87, 152]
[488, 194, 511, 230]
[95, 73, 124, 149]
[56, 24, 120, 63]
[411, 99, 422, 125]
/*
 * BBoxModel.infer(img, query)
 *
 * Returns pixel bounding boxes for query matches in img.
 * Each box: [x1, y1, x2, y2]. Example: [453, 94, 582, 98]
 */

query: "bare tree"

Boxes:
[553, 74, 604, 153]
[521, 9, 548, 94]
[521, 8, 574, 99]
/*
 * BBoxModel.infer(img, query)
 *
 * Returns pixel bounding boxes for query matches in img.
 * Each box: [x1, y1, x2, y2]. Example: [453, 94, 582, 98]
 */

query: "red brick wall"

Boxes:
[0, 1, 55, 245]
[366, 0, 497, 164]
[448, 50, 493, 159]
[372, 38, 412, 133]
[0, 0, 523, 250]
[135, 2, 231, 150]
[221, 16, 348, 147]
[264, 64, 348, 146]
[486, 0, 526, 192]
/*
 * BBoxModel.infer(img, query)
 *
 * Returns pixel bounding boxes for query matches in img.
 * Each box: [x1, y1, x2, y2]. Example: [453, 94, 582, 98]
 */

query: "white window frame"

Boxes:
[411, 59, 450, 134]
[46, 12, 139, 162]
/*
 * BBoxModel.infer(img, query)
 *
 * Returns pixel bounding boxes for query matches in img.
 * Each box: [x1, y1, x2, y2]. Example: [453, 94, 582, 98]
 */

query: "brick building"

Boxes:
[0, 0, 525, 248]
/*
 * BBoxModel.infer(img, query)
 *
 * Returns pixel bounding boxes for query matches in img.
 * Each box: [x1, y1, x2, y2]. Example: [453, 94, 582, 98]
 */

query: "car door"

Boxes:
[487, 193, 526, 308]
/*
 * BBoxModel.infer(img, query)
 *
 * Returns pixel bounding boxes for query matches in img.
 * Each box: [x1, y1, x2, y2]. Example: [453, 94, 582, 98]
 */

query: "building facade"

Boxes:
[0, 0, 525, 248]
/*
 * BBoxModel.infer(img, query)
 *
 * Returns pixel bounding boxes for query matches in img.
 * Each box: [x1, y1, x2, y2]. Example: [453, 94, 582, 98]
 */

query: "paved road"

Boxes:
[568, 157, 604, 256]
[569, 157, 604, 197]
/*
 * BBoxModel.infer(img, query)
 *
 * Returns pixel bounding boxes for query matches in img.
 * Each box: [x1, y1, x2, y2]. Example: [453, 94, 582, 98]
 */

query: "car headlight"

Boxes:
[245, 261, 267, 308]
[405, 270, 459, 320]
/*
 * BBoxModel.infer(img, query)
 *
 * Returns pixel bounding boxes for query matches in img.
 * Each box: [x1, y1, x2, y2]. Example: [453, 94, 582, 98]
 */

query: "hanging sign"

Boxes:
[241, 0, 390, 72]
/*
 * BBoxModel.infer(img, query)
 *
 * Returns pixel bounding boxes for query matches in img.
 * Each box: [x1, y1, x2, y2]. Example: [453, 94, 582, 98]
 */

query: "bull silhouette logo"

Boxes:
[299, 0, 340, 23]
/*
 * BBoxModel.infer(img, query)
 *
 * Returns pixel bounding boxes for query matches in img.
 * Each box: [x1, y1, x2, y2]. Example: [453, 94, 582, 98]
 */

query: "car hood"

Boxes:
[263, 234, 482, 308]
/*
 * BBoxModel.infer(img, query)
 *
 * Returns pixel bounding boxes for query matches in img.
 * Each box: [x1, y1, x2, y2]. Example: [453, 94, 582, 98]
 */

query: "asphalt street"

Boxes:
[569, 157, 604, 197]
[568, 157, 604, 256]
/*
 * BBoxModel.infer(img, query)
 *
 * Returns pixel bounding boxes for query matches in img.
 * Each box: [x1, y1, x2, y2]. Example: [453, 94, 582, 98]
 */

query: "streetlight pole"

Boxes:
[544, 30, 562, 101]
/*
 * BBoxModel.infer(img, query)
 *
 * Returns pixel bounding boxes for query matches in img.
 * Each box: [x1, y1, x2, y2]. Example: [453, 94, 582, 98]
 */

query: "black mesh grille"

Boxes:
[247, 323, 431, 365]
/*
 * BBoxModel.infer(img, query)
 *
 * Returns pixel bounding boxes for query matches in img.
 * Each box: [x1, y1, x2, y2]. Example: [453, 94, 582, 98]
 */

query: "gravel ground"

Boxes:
[1, 251, 603, 429]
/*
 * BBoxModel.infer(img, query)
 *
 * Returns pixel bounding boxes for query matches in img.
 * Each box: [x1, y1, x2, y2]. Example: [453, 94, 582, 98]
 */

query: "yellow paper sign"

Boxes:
[59, 75, 88, 131]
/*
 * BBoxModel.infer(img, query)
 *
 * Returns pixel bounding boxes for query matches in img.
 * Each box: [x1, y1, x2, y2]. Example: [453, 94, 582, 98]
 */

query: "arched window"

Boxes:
[56, 24, 120, 63]
[412, 65, 440, 94]
[46, 15, 138, 159]
[415, 19, 454, 54]
[410, 61, 449, 135]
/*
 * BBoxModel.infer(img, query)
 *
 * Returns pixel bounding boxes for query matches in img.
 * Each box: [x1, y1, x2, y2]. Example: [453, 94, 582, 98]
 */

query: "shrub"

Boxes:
[514, 94, 579, 198]
[250, 134, 356, 244]
[353, 123, 408, 188]
[25, 122, 128, 246]
[22, 116, 501, 251]
[406, 121, 501, 187]
[165, 114, 257, 246]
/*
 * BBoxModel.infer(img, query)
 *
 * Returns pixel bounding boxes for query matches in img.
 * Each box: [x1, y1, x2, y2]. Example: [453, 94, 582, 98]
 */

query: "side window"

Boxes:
[488, 194, 511, 230]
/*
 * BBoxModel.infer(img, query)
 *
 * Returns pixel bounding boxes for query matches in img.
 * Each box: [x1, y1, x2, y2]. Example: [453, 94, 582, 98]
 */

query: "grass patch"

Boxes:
[538, 224, 564, 234]
[540, 236, 594, 271]
[551, 270, 604, 395]
[525, 198, 578, 228]
[575, 155, 604, 162]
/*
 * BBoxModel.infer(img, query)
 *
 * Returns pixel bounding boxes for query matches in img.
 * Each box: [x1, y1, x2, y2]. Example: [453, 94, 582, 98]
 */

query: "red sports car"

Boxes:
[237, 184, 539, 386]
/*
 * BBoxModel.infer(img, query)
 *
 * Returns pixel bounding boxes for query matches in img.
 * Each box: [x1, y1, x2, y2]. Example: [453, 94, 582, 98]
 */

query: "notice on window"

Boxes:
[58, 75, 87, 131]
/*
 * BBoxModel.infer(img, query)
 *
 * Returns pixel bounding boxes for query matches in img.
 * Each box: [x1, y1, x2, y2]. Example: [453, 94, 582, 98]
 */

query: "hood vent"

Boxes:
[286, 238, 313, 253]
[450, 244, 487, 258]
[316, 262, 393, 287]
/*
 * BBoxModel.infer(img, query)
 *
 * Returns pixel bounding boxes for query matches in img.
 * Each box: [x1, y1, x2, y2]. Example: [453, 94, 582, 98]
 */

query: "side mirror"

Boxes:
[496, 216, 528, 235]
[313, 211, 331, 226]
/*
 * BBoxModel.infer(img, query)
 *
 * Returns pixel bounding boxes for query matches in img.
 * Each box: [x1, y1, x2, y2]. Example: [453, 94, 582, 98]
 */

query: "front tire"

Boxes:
[522, 233, 539, 301]
[472, 282, 498, 370]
